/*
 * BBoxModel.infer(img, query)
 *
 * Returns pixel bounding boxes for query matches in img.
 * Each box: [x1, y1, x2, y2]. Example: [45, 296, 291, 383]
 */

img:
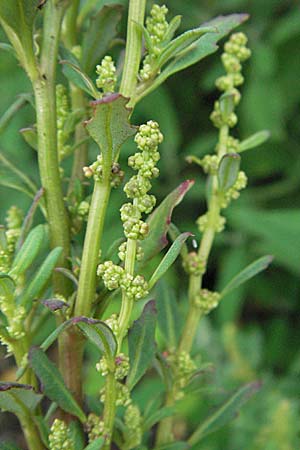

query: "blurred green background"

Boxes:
[0, 0, 299, 448]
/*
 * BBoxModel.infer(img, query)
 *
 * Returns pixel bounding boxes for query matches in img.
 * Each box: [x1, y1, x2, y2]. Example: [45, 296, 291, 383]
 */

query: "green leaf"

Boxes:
[0, 0, 39, 63]
[9, 225, 45, 277]
[0, 175, 35, 199]
[139, 14, 248, 100]
[239, 130, 270, 153]
[17, 187, 46, 248]
[81, 4, 123, 74]
[163, 15, 182, 44]
[0, 95, 28, 134]
[157, 25, 216, 70]
[188, 382, 261, 444]
[127, 300, 157, 390]
[85, 94, 136, 169]
[60, 59, 99, 98]
[0, 382, 43, 417]
[0, 443, 22, 450]
[0, 274, 15, 297]
[76, 318, 117, 361]
[83, 438, 105, 450]
[20, 247, 63, 311]
[221, 255, 273, 298]
[143, 405, 175, 432]
[29, 347, 86, 422]
[154, 443, 190, 450]
[140, 180, 194, 263]
[219, 92, 235, 120]
[156, 281, 181, 348]
[218, 153, 241, 192]
[20, 127, 38, 151]
[149, 232, 192, 289]
[0, 152, 37, 194]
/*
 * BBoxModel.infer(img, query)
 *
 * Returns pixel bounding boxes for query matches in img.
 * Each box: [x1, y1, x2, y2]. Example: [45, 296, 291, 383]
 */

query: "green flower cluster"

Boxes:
[197, 212, 226, 234]
[219, 170, 248, 208]
[96, 55, 117, 95]
[83, 155, 124, 187]
[105, 314, 120, 335]
[97, 261, 149, 301]
[124, 404, 142, 449]
[194, 289, 221, 315]
[210, 32, 251, 129]
[96, 353, 129, 380]
[49, 419, 74, 450]
[56, 84, 72, 161]
[100, 382, 131, 407]
[86, 413, 105, 443]
[167, 350, 196, 399]
[0, 207, 23, 273]
[182, 252, 206, 276]
[122, 120, 162, 239]
[118, 241, 144, 262]
[140, 4, 169, 81]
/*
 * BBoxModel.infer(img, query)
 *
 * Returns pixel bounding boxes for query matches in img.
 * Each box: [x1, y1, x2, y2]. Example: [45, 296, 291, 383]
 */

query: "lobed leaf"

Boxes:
[29, 347, 86, 422]
[140, 180, 194, 263]
[220, 255, 273, 298]
[188, 382, 262, 444]
[127, 300, 157, 390]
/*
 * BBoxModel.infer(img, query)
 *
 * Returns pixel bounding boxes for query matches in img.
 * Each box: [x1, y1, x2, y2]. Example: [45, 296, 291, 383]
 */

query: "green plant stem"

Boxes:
[156, 124, 229, 445]
[103, 372, 117, 450]
[20, 416, 45, 450]
[120, 0, 146, 104]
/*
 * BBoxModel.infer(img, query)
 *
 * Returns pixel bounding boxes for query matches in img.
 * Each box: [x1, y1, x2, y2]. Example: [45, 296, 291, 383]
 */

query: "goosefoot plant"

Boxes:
[0, 2, 271, 449]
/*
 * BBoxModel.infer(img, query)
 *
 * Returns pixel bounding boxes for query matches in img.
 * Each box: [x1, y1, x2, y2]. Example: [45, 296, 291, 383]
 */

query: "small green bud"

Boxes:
[136, 194, 156, 214]
[97, 261, 124, 290]
[194, 289, 221, 314]
[118, 242, 144, 262]
[115, 353, 130, 380]
[6, 206, 23, 230]
[124, 175, 152, 199]
[197, 213, 226, 233]
[105, 314, 120, 335]
[49, 419, 74, 450]
[86, 413, 105, 443]
[96, 55, 117, 94]
[182, 252, 206, 276]
[134, 121, 163, 152]
[100, 382, 131, 407]
[77, 201, 89, 218]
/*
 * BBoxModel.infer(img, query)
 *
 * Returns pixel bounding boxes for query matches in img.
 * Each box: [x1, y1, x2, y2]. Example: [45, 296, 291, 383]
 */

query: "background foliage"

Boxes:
[0, 0, 299, 448]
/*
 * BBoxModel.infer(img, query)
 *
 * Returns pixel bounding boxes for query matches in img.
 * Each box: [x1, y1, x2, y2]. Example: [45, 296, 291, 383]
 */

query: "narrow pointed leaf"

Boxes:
[83, 438, 105, 450]
[188, 382, 261, 444]
[139, 14, 248, 101]
[60, 59, 99, 98]
[81, 4, 123, 74]
[20, 247, 63, 310]
[127, 300, 157, 390]
[149, 232, 192, 289]
[20, 127, 38, 151]
[0, 152, 37, 193]
[0, 274, 15, 297]
[143, 406, 175, 432]
[163, 15, 182, 44]
[140, 180, 194, 262]
[218, 153, 241, 192]
[156, 281, 181, 348]
[75, 318, 117, 360]
[85, 94, 136, 167]
[0, 95, 28, 134]
[29, 347, 86, 422]
[9, 225, 45, 277]
[239, 130, 270, 153]
[221, 255, 273, 298]
[17, 187, 46, 248]
[0, 382, 43, 417]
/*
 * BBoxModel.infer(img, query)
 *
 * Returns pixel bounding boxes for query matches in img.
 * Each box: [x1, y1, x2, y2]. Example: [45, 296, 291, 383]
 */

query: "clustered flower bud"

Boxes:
[0, 206, 24, 273]
[124, 404, 142, 448]
[56, 84, 72, 161]
[167, 350, 196, 399]
[197, 213, 226, 234]
[211, 32, 251, 129]
[0, 295, 25, 342]
[105, 314, 120, 335]
[96, 55, 117, 94]
[97, 261, 149, 301]
[49, 419, 74, 450]
[86, 413, 105, 443]
[219, 171, 248, 208]
[197, 155, 220, 175]
[118, 241, 144, 262]
[140, 4, 169, 81]
[182, 252, 206, 276]
[83, 155, 124, 187]
[100, 382, 131, 407]
[96, 353, 129, 380]
[194, 289, 221, 315]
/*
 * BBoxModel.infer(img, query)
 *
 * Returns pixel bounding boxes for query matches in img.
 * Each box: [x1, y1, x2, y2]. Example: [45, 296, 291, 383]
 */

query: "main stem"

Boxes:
[156, 125, 229, 445]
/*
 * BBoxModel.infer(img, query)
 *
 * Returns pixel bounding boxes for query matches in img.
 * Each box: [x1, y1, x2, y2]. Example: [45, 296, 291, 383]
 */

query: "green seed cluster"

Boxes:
[167, 350, 196, 399]
[56, 84, 72, 161]
[100, 382, 131, 407]
[96, 55, 117, 95]
[105, 314, 120, 335]
[219, 171, 248, 208]
[0, 206, 23, 273]
[140, 4, 169, 81]
[86, 413, 105, 443]
[197, 212, 226, 234]
[182, 252, 206, 276]
[118, 241, 144, 262]
[96, 353, 129, 380]
[49, 419, 74, 450]
[194, 289, 221, 315]
[83, 155, 124, 187]
[124, 404, 142, 449]
[210, 32, 251, 129]
[0, 295, 26, 341]
[198, 155, 220, 175]
[97, 261, 149, 301]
